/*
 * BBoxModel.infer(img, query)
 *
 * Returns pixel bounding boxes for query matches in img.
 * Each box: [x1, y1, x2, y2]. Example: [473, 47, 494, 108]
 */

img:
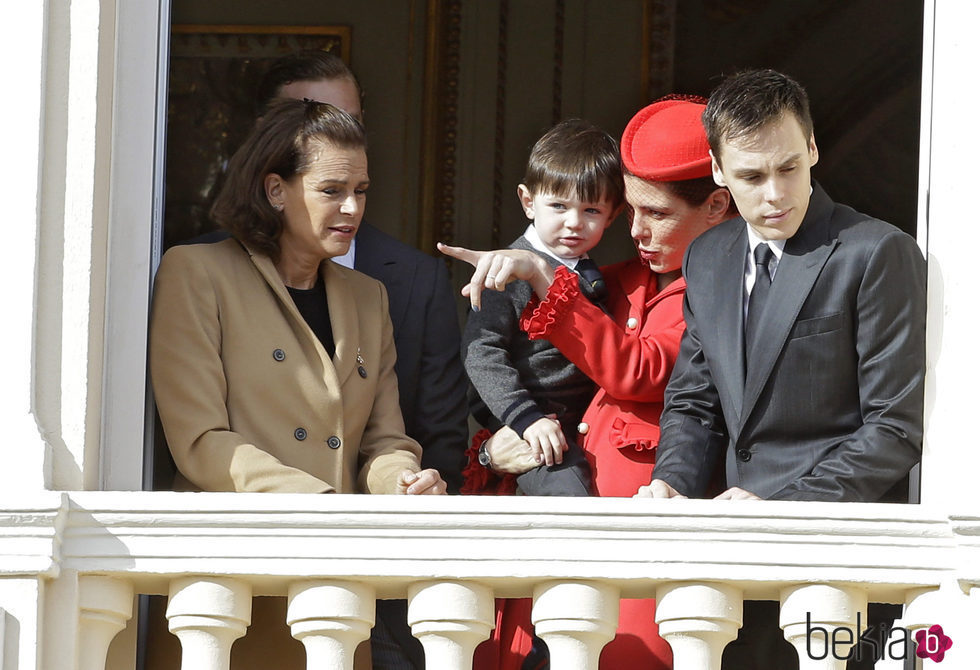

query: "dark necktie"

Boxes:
[745, 244, 773, 369]
[574, 258, 608, 304]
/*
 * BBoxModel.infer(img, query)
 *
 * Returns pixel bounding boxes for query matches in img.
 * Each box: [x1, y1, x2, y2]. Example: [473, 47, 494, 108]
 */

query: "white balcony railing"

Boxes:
[1, 491, 975, 669]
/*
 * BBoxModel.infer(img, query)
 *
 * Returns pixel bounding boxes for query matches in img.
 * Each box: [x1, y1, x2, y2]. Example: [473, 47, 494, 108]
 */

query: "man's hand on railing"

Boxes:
[713, 486, 762, 500]
[397, 469, 448, 495]
[634, 479, 687, 499]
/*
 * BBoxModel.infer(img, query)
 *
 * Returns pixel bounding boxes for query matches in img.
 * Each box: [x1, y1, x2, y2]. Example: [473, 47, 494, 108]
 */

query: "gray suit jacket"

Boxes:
[654, 182, 926, 501]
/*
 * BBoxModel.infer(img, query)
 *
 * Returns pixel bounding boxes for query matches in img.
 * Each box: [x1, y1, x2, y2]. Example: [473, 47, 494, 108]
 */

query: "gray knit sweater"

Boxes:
[461, 235, 598, 437]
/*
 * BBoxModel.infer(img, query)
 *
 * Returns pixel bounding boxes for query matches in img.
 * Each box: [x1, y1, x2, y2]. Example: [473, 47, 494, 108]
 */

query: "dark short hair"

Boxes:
[627, 171, 737, 219]
[211, 99, 367, 259]
[662, 175, 723, 208]
[255, 49, 363, 115]
[702, 69, 814, 162]
[523, 119, 625, 209]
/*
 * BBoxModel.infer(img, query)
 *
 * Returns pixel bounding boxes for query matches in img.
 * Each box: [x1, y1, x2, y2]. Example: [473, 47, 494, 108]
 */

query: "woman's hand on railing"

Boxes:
[397, 469, 448, 495]
[437, 243, 554, 311]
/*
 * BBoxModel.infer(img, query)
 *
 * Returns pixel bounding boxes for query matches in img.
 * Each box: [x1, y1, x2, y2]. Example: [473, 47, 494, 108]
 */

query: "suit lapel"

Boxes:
[712, 224, 750, 418]
[740, 184, 837, 429]
[354, 223, 413, 334]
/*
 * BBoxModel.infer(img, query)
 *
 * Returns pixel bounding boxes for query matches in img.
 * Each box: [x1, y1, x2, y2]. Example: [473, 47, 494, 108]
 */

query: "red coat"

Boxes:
[523, 260, 685, 497]
[471, 260, 683, 670]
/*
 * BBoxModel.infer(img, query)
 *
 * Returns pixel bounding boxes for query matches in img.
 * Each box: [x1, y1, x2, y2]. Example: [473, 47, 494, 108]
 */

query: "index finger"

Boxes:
[437, 242, 484, 268]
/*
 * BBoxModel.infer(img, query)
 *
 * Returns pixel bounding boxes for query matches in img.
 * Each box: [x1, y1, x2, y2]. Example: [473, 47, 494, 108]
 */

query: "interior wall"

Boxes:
[673, 0, 923, 235]
[171, 0, 429, 247]
[168, 0, 923, 283]
[455, 0, 647, 273]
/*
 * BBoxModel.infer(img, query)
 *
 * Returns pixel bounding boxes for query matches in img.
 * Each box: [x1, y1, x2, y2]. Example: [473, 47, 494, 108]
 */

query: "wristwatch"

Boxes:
[477, 440, 494, 470]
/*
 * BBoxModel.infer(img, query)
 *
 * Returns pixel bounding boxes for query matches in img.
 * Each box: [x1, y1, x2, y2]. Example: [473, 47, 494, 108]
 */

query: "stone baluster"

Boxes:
[780, 584, 867, 670]
[903, 587, 952, 664]
[407, 580, 494, 669]
[656, 582, 743, 670]
[78, 576, 134, 670]
[531, 581, 619, 670]
[286, 580, 375, 670]
[166, 576, 252, 670]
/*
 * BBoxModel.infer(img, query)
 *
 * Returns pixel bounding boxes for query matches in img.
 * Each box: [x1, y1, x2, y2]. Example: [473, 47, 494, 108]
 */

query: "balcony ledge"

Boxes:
[0, 491, 967, 602]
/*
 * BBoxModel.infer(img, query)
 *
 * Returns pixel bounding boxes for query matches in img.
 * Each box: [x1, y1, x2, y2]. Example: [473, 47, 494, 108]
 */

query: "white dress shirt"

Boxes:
[330, 237, 356, 269]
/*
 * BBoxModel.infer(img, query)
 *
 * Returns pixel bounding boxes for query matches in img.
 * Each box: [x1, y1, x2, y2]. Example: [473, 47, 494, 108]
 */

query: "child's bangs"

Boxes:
[536, 162, 609, 204]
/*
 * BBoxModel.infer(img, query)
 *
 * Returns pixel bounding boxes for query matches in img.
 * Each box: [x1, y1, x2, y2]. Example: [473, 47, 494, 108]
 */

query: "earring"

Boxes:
[272, 202, 283, 211]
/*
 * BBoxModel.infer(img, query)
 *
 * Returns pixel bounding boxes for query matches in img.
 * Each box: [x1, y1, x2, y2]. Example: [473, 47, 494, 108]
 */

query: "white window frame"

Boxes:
[100, 0, 171, 490]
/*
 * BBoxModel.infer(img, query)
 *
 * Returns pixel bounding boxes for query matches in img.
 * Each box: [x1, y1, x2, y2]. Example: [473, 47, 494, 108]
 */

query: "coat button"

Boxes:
[326, 435, 341, 449]
[626, 317, 638, 329]
[273, 348, 286, 361]
[736, 448, 751, 462]
[577, 422, 589, 435]
[294, 427, 307, 441]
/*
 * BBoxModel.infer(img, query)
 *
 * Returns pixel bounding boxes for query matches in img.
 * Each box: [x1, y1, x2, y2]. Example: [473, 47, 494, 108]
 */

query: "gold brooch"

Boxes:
[356, 348, 367, 378]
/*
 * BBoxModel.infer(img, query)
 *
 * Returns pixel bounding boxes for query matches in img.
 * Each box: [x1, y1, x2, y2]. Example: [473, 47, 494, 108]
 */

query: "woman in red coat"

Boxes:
[442, 96, 734, 669]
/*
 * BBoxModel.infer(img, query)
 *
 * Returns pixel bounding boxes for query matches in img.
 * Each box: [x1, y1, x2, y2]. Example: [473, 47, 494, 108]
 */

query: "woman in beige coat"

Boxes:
[150, 99, 446, 497]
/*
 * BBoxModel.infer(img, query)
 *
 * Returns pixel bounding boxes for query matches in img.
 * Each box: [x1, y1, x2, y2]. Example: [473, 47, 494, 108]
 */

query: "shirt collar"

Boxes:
[329, 236, 356, 269]
[745, 225, 786, 261]
[743, 184, 813, 259]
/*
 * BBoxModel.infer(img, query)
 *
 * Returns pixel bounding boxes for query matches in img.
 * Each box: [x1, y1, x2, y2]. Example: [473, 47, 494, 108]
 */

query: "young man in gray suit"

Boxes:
[636, 69, 926, 668]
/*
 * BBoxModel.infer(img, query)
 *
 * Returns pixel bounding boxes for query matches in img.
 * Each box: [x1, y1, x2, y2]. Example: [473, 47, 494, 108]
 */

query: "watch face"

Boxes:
[478, 445, 491, 467]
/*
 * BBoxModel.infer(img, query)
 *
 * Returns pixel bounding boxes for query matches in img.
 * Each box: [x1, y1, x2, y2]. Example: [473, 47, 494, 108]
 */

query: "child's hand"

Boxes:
[522, 417, 567, 467]
[437, 243, 554, 311]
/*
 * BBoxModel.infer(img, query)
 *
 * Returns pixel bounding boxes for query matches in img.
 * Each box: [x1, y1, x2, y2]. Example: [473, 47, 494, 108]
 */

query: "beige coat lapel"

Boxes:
[243, 243, 345, 398]
[321, 259, 358, 386]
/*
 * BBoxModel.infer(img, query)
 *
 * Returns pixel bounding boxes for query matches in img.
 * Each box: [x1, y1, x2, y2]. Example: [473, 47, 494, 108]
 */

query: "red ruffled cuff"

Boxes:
[520, 265, 581, 340]
[610, 417, 659, 464]
[460, 429, 518, 495]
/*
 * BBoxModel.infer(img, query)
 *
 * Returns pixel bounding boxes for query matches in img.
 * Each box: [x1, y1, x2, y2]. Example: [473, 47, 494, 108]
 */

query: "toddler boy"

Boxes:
[462, 119, 624, 495]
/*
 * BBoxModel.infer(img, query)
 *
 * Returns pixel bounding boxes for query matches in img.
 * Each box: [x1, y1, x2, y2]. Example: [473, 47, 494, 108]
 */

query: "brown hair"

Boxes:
[210, 99, 367, 259]
[703, 69, 814, 164]
[523, 119, 625, 209]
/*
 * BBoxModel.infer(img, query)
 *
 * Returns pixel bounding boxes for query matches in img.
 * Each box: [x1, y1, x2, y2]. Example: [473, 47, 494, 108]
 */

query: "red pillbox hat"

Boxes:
[621, 97, 711, 182]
